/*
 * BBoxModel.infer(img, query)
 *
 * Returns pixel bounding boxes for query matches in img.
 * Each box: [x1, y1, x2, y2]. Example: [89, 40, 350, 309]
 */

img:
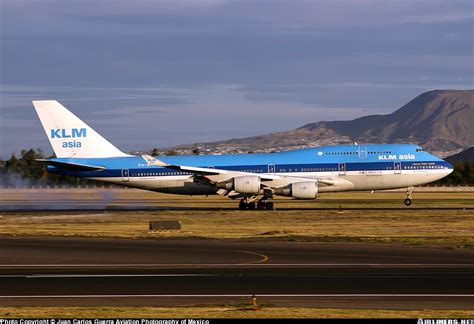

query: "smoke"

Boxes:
[0, 172, 36, 188]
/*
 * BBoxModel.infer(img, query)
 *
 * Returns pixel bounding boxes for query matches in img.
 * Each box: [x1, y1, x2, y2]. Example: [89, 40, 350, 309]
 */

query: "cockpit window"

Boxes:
[415, 148, 424, 152]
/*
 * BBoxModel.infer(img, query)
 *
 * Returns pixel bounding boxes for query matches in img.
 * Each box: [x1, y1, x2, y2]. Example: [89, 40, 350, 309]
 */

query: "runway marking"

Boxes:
[237, 250, 270, 264]
[0, 274, 218, 278]
[0, 263, 472, 267]
[0, 294, 473, 298]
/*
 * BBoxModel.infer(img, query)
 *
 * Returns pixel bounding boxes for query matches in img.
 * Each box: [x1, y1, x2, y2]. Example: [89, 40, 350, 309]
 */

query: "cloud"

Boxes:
[1, 0, 472, 157]
[3, 0, 473, 33]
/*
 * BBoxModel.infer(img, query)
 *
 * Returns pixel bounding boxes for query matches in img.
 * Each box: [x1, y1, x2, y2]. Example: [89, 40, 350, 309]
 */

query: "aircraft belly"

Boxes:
[318, 171, 447, 192]
[148, 178, 217, 195]
[157, 182, 218, 195]
[90, 177, 218, 195]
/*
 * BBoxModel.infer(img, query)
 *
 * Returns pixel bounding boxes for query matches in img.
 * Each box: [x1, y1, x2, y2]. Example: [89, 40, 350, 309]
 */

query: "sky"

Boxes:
[0, 0, 473, 157]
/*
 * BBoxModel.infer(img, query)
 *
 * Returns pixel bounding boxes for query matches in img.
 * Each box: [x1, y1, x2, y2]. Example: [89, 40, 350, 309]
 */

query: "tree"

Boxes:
[151, 148, 161, 157]
[433, 162, 474, 186]
[18, 149, 45, 180]
[166, 149, 177, 156]
[192, 148, 200, 155]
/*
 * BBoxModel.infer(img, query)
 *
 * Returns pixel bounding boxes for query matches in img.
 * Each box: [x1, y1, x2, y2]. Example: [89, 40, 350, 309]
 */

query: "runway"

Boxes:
[0, 237, 472, 309]
[2, 206, 473, 212]
[2, 188, 473, 212]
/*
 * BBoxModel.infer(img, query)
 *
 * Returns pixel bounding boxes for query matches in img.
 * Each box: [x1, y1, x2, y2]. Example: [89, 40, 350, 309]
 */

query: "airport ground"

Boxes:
[0, 188, 473, 318]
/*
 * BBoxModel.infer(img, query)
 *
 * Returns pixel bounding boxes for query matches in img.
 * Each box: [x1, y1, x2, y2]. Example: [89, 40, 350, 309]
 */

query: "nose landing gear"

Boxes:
[404, 186, 414, 206]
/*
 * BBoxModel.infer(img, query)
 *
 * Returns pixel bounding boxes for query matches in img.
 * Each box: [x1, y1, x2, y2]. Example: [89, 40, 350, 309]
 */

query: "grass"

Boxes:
[1, 306, 473, 318]
[1, 209, 473, 247]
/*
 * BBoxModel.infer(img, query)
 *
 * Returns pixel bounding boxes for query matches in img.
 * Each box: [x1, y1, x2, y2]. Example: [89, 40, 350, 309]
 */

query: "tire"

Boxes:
[239, 201, 247, 210]
[265, 202, 274, 210]
[257, 201, 265, 210]
[248, 202, 256, 210]
[404, 198, 412, 206]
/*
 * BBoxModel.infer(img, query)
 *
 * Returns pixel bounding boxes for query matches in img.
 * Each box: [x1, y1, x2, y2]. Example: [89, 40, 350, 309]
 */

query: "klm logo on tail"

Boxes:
[50, 128, 86, 148]
[50, 128, 87, 139]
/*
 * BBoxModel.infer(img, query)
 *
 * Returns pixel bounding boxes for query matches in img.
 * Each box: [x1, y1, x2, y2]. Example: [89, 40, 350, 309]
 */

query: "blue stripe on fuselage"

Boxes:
[48, 161, 452, 178]
[45, 143, 452, 178]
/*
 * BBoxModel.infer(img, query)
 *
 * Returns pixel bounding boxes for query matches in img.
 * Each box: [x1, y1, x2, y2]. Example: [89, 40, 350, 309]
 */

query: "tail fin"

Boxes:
[32, 100, 130, 158]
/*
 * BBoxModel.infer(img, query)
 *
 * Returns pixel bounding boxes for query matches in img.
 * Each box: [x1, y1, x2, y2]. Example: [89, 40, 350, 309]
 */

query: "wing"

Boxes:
[142, 155, 338, 189]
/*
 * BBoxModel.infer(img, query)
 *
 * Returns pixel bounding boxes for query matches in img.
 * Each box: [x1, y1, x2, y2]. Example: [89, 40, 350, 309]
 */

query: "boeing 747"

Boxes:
[33, 100, 454, 209]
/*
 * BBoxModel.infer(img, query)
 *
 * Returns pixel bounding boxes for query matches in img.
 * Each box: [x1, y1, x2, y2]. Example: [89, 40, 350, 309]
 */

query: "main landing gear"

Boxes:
[239, 198, 255, 210]
[257, 198, 274, 210]
[404, 186, 414, 206]
[239, 197, 274, 210]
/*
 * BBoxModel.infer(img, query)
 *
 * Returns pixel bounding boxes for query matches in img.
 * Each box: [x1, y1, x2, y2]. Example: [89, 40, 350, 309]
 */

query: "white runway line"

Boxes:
[0, 263, 473, 267]
[0, 294, 473, 298]
[0, 274, 218, 278]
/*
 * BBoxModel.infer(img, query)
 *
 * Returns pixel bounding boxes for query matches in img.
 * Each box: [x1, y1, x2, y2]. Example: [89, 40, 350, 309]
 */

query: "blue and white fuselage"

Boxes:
[32, 100, 453, 208]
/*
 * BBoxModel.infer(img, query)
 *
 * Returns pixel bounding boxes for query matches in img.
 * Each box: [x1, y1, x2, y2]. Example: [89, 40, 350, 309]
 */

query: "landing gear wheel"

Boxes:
[404, 186, 414, 206]
[248, 202, 256, 210]
[264, 202, 274, 210]
[239, 201, 247, 210]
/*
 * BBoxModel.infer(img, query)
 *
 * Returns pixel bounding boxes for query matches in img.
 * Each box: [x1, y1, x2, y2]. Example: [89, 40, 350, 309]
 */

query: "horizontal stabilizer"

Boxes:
[36, 159, 105, 171]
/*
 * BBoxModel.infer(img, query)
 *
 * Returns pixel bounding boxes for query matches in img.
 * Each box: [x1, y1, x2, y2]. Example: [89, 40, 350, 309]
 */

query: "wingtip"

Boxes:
[141, 155, 168, 167]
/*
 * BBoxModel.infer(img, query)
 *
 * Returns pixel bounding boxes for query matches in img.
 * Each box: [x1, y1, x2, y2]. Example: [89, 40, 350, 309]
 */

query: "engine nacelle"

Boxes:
[217, 176, 261, 194]
[274, 181, 318, 199]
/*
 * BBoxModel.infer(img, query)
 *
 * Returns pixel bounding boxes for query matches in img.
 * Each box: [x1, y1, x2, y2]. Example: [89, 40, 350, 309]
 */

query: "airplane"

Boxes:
[32, 100, 454, 209]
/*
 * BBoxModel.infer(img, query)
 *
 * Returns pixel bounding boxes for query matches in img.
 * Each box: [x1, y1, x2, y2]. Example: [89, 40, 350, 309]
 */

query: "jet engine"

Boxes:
[274, 181, 318, 199]
[217, 176, 261, 194]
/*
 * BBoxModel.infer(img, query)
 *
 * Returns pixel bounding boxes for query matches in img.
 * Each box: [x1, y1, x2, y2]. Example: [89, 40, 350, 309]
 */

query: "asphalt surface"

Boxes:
[3, 206, 473, 212]
[0, 237, 473, 309]
[1, 199, 472, 212]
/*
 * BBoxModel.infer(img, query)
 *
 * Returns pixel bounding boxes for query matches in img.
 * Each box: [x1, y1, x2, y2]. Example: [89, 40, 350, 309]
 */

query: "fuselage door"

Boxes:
[394, 161, 401, 174]
[338, 163, 346, 175]
[268, 164, 276, 173]
[359, 145, 368, 159]
[121, 169, 130, 182]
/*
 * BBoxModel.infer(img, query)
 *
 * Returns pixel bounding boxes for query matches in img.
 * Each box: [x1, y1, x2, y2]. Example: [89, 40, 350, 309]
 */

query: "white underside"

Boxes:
[89, 169, 452, 196]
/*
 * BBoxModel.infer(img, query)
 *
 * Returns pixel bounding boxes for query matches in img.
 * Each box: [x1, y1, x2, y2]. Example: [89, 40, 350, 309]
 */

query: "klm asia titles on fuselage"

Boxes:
[378, 153, 415, 161]
[33, 100, 453, 209]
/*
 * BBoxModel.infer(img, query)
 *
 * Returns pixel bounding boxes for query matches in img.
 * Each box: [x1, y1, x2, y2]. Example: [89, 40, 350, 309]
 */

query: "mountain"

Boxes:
[315, 89, 473, 153]
[165, 89, 474, 157]
[446, 147, 474, 164]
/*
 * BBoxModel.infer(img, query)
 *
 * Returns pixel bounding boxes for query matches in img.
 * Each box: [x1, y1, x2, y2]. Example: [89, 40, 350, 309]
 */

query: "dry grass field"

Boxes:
[1, 306, 473, 319]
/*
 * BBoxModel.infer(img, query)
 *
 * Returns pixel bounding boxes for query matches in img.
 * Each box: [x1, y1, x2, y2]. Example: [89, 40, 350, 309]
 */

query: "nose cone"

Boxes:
[440, 160, 454, 179]
[445, 160, 454, 174]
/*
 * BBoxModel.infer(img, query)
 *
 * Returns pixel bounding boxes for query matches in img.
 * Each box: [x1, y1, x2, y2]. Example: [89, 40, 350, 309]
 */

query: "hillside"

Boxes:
[317, 89, 473, 152]
[166, 90, 474, 156]
[446, 147, 474, 164]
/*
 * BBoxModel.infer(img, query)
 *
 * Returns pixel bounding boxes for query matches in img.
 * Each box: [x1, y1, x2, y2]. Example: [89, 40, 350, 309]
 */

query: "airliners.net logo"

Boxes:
[418, 320, 474, 324]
